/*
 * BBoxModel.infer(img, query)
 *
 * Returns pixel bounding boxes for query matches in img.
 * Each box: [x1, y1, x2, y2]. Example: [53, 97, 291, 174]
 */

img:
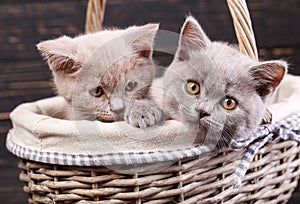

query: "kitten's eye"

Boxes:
[125, 81, 137, 91]
[221, 97, 237, 110]
[89, 86, 103, 97]
[186, 81, 200, 95]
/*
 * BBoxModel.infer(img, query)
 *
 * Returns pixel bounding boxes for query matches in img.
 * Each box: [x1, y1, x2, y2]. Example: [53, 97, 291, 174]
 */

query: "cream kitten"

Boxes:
[37, 24, 162, 127]
[157, 16, 287, 148]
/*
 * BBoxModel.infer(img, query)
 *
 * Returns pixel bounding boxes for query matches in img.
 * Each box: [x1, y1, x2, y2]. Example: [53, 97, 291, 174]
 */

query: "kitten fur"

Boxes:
[159, 16, 287, 148]
[37, 24, 162, 126]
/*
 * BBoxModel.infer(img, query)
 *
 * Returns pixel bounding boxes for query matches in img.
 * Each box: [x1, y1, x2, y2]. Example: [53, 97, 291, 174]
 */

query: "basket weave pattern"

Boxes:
[19, 140, 300, 203]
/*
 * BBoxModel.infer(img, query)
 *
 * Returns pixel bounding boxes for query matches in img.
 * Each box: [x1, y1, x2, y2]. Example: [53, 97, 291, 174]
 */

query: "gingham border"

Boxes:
[6, 113, 300, 186]
[6, 132, 211, 166]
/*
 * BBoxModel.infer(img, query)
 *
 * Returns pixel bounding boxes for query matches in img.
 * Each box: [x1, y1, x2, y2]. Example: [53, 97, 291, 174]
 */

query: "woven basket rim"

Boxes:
[6, 129, 213, 166]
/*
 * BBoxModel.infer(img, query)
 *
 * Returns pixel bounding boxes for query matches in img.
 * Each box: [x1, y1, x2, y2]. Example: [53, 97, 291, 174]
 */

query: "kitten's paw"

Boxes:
[125, 100, 163, 128]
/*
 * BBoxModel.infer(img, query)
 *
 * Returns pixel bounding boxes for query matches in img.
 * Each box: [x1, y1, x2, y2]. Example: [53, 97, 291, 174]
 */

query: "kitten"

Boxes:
[159, 16, 287, 148]
[37, 23, 162, 127]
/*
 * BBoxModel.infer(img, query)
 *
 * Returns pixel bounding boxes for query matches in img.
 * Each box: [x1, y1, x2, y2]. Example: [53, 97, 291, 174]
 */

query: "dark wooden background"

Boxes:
[0, 0, 300, 203]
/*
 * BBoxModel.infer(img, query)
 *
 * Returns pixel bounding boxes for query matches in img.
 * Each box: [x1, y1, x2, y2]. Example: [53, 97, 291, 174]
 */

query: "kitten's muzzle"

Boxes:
[96, 115, 115, 122]
[110, 98, 125, 114]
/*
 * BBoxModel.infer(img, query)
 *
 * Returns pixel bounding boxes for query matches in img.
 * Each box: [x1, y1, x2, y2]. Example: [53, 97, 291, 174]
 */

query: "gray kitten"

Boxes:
[159, 16, 287, 148]
[37, 24, 162, 127]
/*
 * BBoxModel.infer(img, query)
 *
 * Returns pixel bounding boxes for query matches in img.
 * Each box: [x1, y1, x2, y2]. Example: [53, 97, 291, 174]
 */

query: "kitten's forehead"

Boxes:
[78, 37, 131, 66]
[206, 42, 256, 72]
[189, 42, 257, 82]
[74, 26, 156, 64]
[169, 52, 223, 86]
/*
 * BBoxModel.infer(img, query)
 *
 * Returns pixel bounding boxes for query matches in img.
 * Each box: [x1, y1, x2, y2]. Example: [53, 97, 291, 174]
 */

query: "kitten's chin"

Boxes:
[96, 114, 115, 122]
[195, 119, 222, 147]
[111, 112, 124, 122]
[97, 112, 125, 122]
[97, 117, 115, 122]
[194, 122, 209, 145]
[198, 118, 211, 129]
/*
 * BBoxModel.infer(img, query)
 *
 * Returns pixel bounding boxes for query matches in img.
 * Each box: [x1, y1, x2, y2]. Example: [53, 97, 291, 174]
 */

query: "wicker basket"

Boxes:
[17, 139, 300, 204]
[9, 0, 300, 203]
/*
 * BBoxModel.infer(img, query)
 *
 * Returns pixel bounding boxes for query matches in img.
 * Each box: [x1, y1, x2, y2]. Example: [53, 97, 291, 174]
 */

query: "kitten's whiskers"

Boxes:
[204, 118, 234, 149]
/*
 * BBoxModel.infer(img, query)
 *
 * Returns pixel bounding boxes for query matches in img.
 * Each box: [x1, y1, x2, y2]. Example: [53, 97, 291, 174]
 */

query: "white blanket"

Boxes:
[269, 74, 300, 121]
[8, 96, 199, 155]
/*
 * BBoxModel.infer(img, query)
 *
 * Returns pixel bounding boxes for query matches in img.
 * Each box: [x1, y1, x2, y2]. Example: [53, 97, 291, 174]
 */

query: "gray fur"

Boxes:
[161, 16, 287, 148]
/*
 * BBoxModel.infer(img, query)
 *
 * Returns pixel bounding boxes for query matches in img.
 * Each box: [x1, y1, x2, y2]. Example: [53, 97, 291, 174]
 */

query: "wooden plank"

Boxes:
[258, 47, 300, 76]
[0, 1, 86, 61]
[0, 120, 11, 134]
[0, 1, 85, 114]
[0, 60, 49, 74]
[0, 58, 54, 112]
[0, 119, 27, 203]
[0, 113, 10, 121]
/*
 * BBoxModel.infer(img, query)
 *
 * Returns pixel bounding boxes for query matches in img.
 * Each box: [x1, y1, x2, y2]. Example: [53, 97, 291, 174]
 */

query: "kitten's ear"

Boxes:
[37, 36, 81, 75]
[176, 16, 211, 61]
[128, 23, 159, 58]
[250, 60, 287, 99]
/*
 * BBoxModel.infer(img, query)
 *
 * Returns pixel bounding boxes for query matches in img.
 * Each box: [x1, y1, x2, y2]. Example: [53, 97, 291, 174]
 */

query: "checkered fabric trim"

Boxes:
[6, 132, 211, 166]
[230, 113, 300, 189]
[6, 114, 300, 189]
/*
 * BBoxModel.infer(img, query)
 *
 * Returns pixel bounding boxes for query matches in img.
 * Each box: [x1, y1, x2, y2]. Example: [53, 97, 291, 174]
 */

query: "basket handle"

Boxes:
[226, 0, 258, 60]
[85, 0, 107, 33]
[227, 0, 272, 123]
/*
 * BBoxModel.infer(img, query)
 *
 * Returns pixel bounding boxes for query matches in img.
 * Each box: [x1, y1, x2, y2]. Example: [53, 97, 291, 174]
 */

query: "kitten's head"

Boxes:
[37, 23, 159, 121]
[163, 16, 287, 147]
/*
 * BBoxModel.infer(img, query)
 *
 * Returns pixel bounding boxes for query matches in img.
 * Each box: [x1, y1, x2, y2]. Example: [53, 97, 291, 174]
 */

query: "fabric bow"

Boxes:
[230, 113, 300, 189]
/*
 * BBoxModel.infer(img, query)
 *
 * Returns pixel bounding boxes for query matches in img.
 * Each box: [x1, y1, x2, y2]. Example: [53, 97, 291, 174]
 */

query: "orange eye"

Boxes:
[222, 97, 237, 110]
[89, 86, 103, 97]
[187, 81, 200, 95]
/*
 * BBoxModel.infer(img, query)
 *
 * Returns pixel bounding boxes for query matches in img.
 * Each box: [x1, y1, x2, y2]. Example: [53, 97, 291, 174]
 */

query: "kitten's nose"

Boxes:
[195, 103, 211, 119]
[197, 109, 210, 119]
[110, 98, 125, 114]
